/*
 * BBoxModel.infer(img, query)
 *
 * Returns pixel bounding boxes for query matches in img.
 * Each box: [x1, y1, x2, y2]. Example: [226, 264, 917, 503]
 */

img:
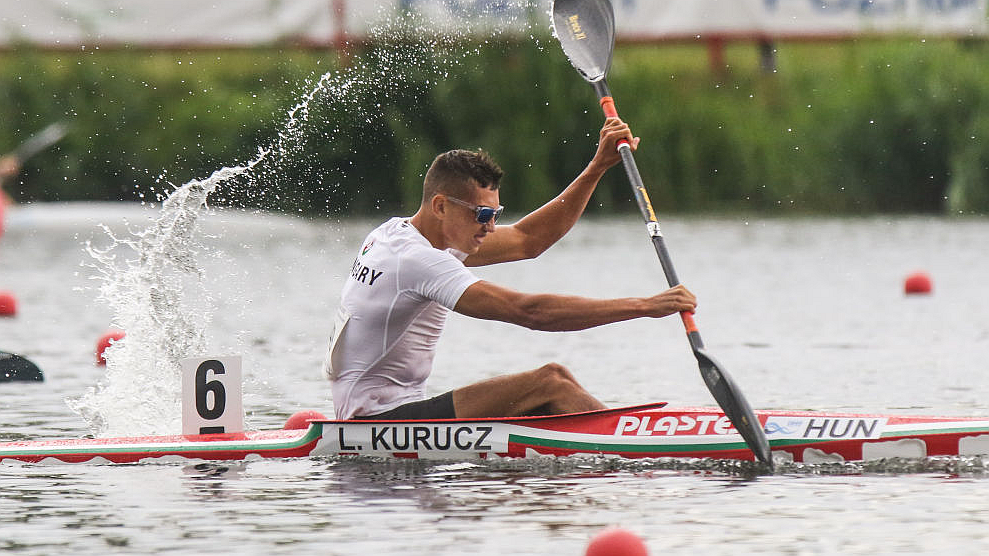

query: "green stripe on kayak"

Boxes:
[0, 424, 324, 458]
[509, 434, 750, 454]
[509, 433, 982, 453]
[882, 425, 989, 438]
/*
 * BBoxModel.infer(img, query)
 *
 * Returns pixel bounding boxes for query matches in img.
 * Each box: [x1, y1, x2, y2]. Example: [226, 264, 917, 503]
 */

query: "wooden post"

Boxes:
[331, 0, 350, 64]
[707, 36, 726, 74]
[331, 0, 347, 48]
[759, 38, 777, 73]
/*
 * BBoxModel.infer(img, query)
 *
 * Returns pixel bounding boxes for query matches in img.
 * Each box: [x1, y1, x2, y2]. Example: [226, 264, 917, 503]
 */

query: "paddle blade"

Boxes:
[551, 0, 615, 83]
[693, 348, 772, 468]
[0, 351, 44, 382]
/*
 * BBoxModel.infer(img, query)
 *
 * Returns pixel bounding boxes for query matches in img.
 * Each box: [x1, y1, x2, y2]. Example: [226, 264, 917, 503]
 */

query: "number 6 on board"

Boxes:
[180, 356, 244, 435]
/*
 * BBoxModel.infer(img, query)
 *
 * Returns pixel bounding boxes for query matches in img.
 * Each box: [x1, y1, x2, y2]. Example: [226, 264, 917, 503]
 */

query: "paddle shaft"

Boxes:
[12, 122, 68, 162]
[592, 80, 703, 349]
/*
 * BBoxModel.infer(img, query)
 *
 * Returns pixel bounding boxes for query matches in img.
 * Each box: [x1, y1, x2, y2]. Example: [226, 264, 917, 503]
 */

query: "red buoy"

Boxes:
[283, 410, 328, 430]
[0, 291, 16, 317]
[904, 271, 933, 295]
[586, 527, 649, 556]
[96, 329, 126, 365]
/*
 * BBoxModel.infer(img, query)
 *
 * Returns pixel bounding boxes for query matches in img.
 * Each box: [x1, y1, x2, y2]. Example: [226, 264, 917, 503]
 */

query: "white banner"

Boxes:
[616, 0, 989, 39]
[0, 0, 985, 48]
[0, 0, 342, 48]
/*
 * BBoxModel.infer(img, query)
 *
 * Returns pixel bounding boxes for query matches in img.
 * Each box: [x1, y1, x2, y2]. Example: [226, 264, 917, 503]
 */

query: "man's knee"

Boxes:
[535, 362, 578, 387]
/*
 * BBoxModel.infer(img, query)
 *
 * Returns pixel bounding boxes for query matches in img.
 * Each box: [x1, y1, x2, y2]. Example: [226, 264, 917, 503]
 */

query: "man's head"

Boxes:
[413, 150, 505, 255]
[421, 149, 503, 204]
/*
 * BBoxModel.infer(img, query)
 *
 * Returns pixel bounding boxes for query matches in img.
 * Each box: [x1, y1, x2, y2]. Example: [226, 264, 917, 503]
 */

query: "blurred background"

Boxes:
[2, 0, 988, 216]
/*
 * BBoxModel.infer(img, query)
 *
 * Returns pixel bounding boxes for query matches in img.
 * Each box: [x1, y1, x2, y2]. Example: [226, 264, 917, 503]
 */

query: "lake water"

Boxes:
[2, 203, 988, 554]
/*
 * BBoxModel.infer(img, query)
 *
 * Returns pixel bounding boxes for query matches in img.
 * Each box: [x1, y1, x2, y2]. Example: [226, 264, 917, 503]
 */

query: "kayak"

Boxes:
[2, 403, 989, 465]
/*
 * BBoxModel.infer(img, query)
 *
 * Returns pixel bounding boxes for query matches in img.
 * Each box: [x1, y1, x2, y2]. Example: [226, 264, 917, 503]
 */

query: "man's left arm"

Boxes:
[464, 118, 639, 267]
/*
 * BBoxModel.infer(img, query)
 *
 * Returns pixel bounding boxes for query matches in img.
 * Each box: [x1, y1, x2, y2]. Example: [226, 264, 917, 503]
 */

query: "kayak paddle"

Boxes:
[0, 351, 44, 382]
[12, 122, 70, 162]
[551, 0, 773, 469]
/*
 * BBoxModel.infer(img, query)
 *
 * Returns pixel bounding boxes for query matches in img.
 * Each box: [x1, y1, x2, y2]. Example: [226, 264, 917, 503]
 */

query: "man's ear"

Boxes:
[430, 194, 447, 219]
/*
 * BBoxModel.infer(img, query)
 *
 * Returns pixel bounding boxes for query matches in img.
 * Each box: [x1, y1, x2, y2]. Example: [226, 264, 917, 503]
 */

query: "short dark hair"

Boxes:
[422, 149, 503, 204]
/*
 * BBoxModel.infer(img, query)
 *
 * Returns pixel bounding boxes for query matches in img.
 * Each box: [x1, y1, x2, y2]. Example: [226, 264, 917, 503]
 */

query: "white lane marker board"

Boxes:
[180, 356, 244, 435]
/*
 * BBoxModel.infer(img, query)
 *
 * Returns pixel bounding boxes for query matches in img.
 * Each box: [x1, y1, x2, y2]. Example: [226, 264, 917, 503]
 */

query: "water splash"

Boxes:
[69, 161, 266, 436]
[68, 3, 543, 437]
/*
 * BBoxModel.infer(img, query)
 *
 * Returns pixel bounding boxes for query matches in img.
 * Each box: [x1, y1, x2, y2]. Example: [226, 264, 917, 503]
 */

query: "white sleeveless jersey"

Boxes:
[325, 217, 480, 419]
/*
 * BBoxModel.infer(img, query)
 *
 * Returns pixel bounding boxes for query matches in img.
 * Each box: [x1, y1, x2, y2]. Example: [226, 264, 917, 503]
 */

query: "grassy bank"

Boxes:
[1, 37, 987, 215]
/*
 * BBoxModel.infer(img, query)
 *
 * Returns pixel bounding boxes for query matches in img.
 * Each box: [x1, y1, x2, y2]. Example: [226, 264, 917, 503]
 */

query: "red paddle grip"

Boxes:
[599, 96, 630, 148]
[600, 96, 619, 118]
[680, 311, 699, 334]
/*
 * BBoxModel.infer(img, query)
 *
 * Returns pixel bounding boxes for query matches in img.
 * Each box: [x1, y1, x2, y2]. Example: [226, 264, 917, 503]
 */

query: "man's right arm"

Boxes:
[453, 280, 696, 332]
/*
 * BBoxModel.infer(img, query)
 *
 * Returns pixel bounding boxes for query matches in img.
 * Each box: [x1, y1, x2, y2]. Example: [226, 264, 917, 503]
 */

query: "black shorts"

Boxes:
[351, 391, 456, 420]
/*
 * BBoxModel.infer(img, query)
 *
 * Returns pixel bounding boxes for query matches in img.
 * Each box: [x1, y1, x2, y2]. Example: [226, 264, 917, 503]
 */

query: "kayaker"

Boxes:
[326, 118, 697, 420]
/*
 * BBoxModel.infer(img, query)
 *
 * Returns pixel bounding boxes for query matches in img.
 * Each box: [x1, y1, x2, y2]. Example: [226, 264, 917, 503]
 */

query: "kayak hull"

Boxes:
[3, 403, 989, 465]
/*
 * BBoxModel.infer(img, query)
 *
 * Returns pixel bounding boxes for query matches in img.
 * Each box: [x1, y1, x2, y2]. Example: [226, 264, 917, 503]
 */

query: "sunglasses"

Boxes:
[445, 196, 504, 224]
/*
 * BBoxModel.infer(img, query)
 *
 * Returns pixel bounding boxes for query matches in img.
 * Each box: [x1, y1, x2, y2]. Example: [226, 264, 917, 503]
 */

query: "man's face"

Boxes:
[439, 185, 500, 254]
